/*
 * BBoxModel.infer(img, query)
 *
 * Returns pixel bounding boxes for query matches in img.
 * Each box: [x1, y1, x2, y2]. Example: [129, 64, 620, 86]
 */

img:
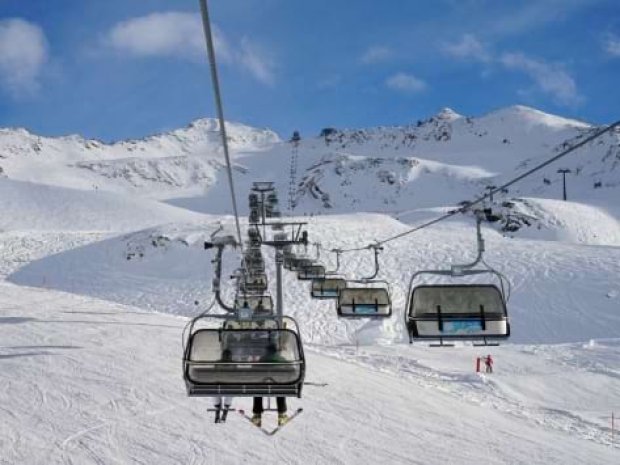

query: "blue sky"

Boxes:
[0, 0, 618, 141]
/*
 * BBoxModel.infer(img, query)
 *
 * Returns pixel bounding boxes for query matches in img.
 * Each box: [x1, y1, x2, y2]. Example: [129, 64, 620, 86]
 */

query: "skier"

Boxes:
[251, 344, 288, 427]
[485, 354, 494, 374]
[213, 349, 233, 423]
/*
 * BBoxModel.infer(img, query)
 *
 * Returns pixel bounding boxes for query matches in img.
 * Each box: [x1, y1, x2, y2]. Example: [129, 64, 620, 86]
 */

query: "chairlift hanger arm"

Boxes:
[206, 241, 237, 313]
[450, 212, 485, 274]
[361, 243, 383, 281]
[327, 248, 342, 274]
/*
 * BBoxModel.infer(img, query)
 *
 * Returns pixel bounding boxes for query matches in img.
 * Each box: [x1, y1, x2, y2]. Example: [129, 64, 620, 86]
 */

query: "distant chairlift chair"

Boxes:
[405, 213, 511, 347]
[298, 264, 326, 280]
[335, 244, 392, 319]
[234, 294, 274, 317]
[310, 277, 347, 299]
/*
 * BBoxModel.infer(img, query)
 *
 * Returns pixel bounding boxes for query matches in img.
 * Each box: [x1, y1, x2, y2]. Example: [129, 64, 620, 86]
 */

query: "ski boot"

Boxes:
[278, 414, 288, 426]
[221, 406, 230, 423]
[251, 414, 262, 427]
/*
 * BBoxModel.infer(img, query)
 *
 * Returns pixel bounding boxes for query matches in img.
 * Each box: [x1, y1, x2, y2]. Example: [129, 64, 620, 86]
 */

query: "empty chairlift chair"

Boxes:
[183, 315, 306, 397]
[406, 282, 509, 345]
[311, 277, 347, 299]
[337, 283, 392, 318]
[336, 244, 392, 318]
[298, 264, 326, 280]
[405, 213, 511, 346]
[289, 257, 314, 272]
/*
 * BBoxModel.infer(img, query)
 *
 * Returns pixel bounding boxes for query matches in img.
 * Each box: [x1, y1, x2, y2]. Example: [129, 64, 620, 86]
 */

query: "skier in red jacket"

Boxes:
[485, 354, 494, 373]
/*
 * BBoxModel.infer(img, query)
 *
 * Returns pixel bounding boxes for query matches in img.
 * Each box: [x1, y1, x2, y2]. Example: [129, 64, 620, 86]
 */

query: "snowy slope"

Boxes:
[0, 279, 619, 464]
[0, 178, 207, 232]
[10, 215, 620, 345]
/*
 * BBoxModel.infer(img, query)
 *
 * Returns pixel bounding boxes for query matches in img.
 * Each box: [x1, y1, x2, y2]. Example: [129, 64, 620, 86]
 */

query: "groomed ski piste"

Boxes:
[1, 106, 619, 464]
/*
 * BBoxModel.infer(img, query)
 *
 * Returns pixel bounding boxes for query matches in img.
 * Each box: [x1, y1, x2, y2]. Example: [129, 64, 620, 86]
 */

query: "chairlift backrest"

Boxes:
[337, 286, 392, 318]
[184, 327, 305, 397]
[406, 284, 510, 341]
[311, 277, 347, 299]
[409, 285, 506, 317]
[298, 265, 326, 280]
[234, 295, 274, 314]
[290, 258, 314, 271]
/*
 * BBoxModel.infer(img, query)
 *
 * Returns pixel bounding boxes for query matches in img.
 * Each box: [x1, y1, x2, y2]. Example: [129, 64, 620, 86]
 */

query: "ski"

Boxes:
[238, 408, 303, 436]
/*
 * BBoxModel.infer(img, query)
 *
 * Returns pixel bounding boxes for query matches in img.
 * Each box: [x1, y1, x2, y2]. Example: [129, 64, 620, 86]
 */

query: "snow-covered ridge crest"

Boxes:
[0, 105, 617, 214]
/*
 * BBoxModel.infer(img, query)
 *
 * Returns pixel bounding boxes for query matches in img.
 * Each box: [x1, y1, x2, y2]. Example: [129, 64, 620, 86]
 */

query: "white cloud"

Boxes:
[238, 37, 275, 85]
[385, 72, 427, 94]
[500, 52, 581, 105]
[443, 34, 491, 62]
[0, 18, 48, 96]
[360, 46, 394, 65]
[603, 33, 620, 57]
[106, 12, 273, 84]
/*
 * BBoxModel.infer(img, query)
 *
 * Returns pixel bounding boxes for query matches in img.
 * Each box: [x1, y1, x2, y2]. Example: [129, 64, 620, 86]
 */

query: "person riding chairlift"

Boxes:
[251, 344, 288, 427]
[213, 349, 233, 423]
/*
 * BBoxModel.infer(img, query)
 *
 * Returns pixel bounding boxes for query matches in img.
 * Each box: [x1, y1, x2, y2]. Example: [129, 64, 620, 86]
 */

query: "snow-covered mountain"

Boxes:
[0, 105, 616, 207]
[2, 105, 618, 244]
[0, 119, 278, 199]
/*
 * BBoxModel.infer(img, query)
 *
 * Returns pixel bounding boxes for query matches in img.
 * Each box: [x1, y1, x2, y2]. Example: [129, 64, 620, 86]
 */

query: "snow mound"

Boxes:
[497, 198, 620, 246]
[0, 178, 206, 232]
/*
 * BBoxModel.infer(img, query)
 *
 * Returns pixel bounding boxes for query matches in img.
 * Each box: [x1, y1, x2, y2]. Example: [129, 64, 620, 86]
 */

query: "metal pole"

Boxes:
[198, 0, 243, 247]
[486, 185, 496, 203]
[557, 169, 571, 201]
[563, 172, 567, 201]
[275, 247, 284, 322]
[261, 191, 266, 239]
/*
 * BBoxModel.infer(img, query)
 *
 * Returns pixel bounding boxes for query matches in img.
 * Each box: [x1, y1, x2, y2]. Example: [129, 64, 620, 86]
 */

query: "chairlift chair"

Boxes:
[241, 274, 268, 294]
[249, 208, 260, 224]
[289, 258, 315, 272]
[244, 257, 265, 273]
[252, 181, 275, 192]
[298, 264, 326, 280]
[249, 193, 259, 207]
[234, 294, 274, 316]
[337, 281, 392, 318]
[405, 213, 510, 346]
[335, 244, 392, 318]
[406, 281, 509, 345]
[310, 277, 347, 299]
[183, 314, 305, 397]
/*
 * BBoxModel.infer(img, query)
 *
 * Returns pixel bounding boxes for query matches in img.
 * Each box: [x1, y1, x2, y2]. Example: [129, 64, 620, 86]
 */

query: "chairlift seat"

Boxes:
[184, 328, 305, 397]
[311, 278, 347, 299]
[234, 295, 274, 315]
[242, 275, 268, 293]
[406, 284, 509, 340]
[337, 287, 392, 318]
[290, 258, 314, 272]
[298, 265, 326, 280]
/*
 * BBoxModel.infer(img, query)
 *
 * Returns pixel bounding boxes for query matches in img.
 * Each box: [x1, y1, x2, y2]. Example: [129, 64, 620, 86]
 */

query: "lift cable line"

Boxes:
[336, 120, 620, 254]
[198, 0, 243, 248]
